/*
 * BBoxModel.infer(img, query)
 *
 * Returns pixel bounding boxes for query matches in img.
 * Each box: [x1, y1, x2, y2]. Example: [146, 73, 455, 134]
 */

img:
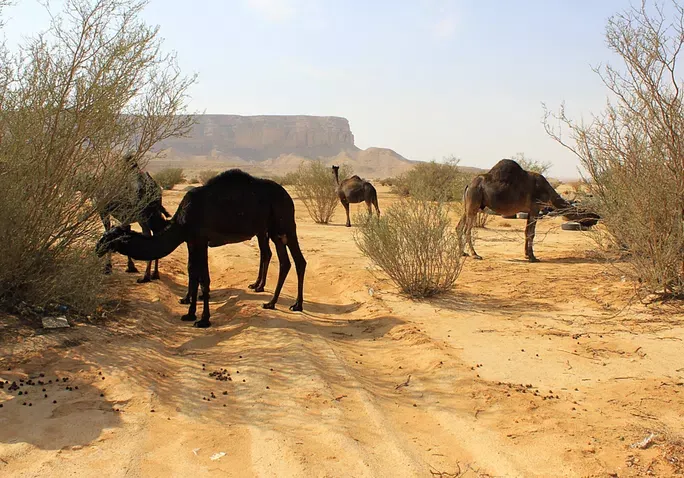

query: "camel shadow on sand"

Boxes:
[159, 275, 362, 316]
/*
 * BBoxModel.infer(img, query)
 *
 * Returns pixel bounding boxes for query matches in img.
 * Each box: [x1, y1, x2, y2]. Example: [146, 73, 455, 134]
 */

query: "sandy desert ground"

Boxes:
[1, 185, 683, 477]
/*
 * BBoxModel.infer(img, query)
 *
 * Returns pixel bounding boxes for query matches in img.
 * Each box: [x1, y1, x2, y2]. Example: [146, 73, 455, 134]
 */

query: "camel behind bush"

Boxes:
[457, 159, 599, 261]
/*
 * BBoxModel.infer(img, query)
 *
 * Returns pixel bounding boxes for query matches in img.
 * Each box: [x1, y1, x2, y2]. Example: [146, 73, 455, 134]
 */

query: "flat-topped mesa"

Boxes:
[157, 115, 358, 161]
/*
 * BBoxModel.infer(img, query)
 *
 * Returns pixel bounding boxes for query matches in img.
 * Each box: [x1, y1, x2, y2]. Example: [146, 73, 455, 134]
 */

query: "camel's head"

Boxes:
[96, 226, 132, 257]
[562, 208, 601, 227]
[124, 152, 139, 171]
[331, 165, 339, 173]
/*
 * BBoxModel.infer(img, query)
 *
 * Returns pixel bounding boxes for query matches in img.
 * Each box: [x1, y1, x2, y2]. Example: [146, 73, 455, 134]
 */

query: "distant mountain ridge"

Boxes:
[156, 114, 357, 161]
[150, 114, 492, 179]
[152, 114, 417, 178]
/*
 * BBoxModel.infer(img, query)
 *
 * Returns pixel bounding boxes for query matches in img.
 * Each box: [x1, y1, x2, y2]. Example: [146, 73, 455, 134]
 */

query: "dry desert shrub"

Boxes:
[293, 160, 351, 224]
[0, 0, 195, 314]
[391, 157, 472, 202]
[545, 0, 684, 297]
[353, 198, 465, 298]
[153, 168, 186, 190]
[197, 169, 219, 185]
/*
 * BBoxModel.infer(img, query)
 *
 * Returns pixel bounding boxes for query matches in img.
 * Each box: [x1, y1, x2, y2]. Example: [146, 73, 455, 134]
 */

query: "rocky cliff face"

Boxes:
[158, 115, 358, 161]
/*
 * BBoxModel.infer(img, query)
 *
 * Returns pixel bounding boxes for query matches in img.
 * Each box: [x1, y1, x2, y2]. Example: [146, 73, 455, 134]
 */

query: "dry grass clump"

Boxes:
[353, 198, 465, 298]
[153, 168, 186, 190]
[293, 160, 351, 224]
[197, 169, 219, 185]
[391, 158, 472, 202]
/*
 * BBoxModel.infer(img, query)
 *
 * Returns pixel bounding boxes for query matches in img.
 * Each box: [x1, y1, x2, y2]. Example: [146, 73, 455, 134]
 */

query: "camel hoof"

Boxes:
[461, 252, 469, 257]
[528, 257, 540, 263]
[248, 283, 257, 290]
[345, 224, 351, 228]
[473, 255, 483, 260]
[151, 273, 160, 281]
[262, 302, 276, 310]
[181, 313, 196, 322]
[193, 320, 211, 328]
[179, 297, 190, 305]
[125, 267, 139, 274]
[289, 303, 303, 312]
[137, 277, 151, 284]
[254, 286, 265, 293]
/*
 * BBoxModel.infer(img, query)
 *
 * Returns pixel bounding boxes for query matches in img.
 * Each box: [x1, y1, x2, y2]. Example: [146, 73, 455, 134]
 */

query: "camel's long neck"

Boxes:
[549, 188, 572, 210]
[118, 222, 185, 261]
[333, 169, 340, 185]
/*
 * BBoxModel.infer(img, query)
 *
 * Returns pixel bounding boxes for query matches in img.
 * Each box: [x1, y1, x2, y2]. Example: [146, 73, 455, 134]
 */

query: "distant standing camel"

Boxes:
[332, 165, 380, 227]
[457, 159, 598, 262]
[96, 169, 306, 328]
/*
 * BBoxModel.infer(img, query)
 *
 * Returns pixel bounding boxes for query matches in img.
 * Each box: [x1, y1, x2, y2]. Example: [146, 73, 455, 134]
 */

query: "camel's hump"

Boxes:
[487, 159, 529, 182]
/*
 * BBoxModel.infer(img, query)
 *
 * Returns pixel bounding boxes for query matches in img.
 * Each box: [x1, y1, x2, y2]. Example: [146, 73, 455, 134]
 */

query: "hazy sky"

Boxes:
[2, 0, 635, 178]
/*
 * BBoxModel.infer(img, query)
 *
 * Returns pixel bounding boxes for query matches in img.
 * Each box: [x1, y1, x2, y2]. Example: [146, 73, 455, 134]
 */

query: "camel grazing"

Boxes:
[332, 165, 380, 227]
[95, 156, 171, 282]
[96, 169, 306, 328]
[457, 159, 598, 262]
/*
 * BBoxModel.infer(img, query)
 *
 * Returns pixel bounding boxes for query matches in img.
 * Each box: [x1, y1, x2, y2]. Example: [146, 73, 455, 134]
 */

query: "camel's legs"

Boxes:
[524, 210, 540, 262]
[366, 200, 373, 216]
[138, 224, 154, 283]
[372, 197, 380, 217]
[342, 200, 351, 227]
[182, 241, 212, 327]
[101, 214, 113, 274]
[285, 233, 306, 311]
[181, 244, 200, 321]
[180, 282, 209, 305]
[262, 237, 291, 310]
[465, 214, 481, 259]
[249, 233, 272, 292]
[120, 224, 139, 274]
[457, 212, 481, 259]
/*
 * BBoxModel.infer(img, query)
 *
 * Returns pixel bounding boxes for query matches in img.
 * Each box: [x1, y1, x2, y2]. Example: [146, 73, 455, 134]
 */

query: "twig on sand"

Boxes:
[429, 463, 462, 477]
[558, 349, 600, 361]
[395, 375, 411, 390]
[333, 395, 347, 401]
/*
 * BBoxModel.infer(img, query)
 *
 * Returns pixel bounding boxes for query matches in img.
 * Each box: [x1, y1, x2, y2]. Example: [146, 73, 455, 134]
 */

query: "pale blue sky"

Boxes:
[2, 0, 634, 178]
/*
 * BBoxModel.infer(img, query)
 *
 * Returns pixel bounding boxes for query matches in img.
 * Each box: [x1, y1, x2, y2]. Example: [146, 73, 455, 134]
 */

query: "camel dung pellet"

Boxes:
[53, 400, 57, 404]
